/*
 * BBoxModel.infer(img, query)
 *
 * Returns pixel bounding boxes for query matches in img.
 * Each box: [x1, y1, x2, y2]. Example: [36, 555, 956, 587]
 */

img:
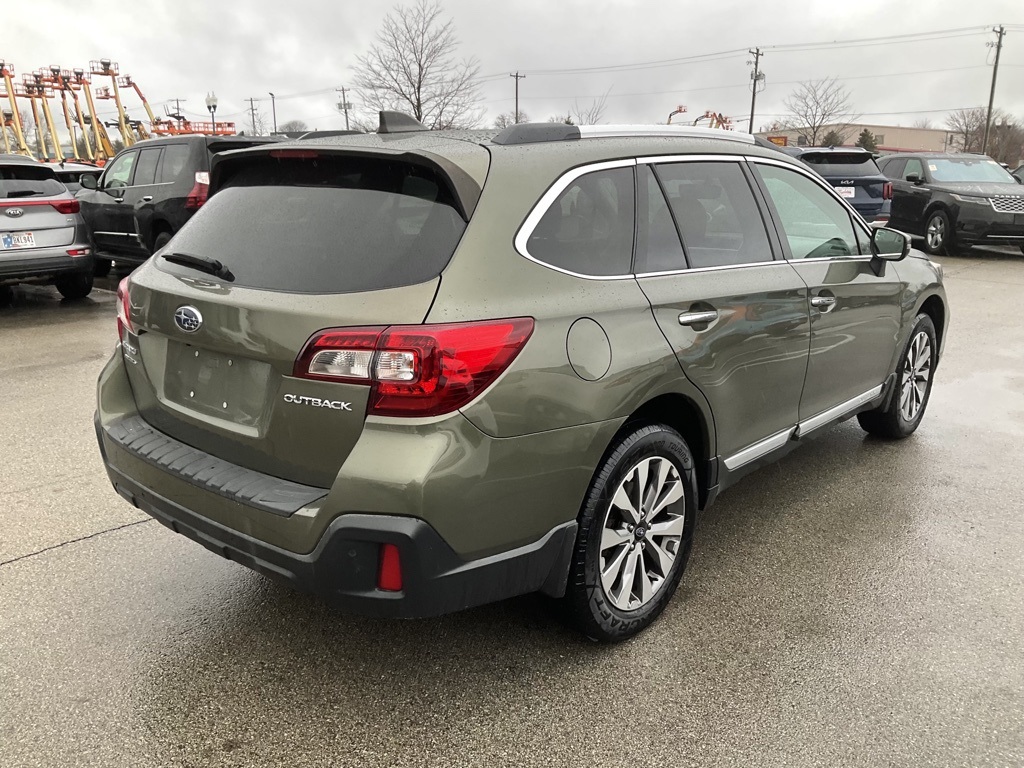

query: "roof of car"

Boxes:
[53, 161, 103, 173]
[0, 153, 44, 166]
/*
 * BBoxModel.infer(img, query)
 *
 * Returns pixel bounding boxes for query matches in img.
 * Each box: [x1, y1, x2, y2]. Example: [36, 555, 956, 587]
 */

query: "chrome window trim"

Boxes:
[635, 260, 786, 279]
[745, 154, 876, 247]
[794, 384, 883, 437]
[514, 158, 638, 281]
[723, 428, 793, 471]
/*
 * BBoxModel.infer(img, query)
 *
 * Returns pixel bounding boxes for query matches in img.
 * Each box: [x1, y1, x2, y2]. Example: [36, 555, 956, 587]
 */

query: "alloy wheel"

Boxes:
[926, 215, 945, 251]
[599, 456, 685, 611]
[900, 331, 932, 422]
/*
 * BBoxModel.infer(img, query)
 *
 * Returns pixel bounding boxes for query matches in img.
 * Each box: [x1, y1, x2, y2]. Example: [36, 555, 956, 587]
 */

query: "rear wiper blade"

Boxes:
[161, 251, 234, 281]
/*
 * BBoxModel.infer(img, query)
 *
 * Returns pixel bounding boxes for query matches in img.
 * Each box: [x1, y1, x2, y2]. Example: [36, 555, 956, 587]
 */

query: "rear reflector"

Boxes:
[66, 247, 91, 257]
[377, 543, 403, 591]
[294, 318, 535, 417]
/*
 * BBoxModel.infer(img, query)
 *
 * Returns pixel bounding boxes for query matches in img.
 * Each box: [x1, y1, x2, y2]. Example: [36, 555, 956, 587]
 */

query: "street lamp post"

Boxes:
[268, 92, 277, 134]
[205, 92, 218, 134]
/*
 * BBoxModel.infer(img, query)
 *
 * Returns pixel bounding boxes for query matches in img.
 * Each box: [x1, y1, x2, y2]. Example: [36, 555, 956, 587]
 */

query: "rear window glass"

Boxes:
[0, 165, 65, 198]
[160, 154, 467, 294]
[799, 153, 880, 177]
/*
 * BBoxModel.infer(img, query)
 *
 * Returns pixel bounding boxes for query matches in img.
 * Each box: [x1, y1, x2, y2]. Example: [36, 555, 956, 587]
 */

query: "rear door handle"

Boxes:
[810, 295, 837, 309]
[678, 310, 719, 327]
[141, 196, 153, 202]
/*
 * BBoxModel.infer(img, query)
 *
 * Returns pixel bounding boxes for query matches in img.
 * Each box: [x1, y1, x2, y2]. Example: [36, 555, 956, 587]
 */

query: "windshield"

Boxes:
[160, 154, 467, 293]
[799, 153, 880, 177]
[929, 158, 1016, 183]
[0, 165, 66, 198]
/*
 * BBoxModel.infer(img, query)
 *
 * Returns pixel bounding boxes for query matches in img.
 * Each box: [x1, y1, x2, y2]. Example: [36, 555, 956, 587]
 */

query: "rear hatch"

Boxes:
[0, 165, 76, 255]
[798, 151, 888, 217]
[120, 147, 478, 488]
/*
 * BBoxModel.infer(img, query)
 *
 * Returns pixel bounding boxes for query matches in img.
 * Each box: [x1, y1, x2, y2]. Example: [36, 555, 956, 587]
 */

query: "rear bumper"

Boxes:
[0, 248, 93, 280]
[95, 413, 578, 618]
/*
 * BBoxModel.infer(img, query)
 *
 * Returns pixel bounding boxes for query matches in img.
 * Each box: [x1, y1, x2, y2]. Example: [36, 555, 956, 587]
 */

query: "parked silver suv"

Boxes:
[0, 155, 94, 301]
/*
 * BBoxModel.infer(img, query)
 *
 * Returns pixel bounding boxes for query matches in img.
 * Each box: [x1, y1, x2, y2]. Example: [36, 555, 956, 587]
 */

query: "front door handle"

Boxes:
[141, 195, 153, 202]
[810, 295, 837, 310]
[678, 310, 719, 327]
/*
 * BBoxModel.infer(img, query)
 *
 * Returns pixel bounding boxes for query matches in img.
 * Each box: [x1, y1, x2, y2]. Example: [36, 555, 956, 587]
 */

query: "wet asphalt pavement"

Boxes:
[1, 253, 1022, 767]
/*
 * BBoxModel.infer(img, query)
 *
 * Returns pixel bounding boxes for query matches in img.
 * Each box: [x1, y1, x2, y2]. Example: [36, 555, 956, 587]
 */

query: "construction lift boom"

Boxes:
[0, 59, 31, 156]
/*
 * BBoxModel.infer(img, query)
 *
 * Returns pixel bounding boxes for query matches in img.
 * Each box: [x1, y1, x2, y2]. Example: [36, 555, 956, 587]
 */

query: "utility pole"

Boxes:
[747, 48, 764, 134]
[982, 25, 1006, 155]
[246, 97, 259, 134]
[509, 72, 526, 123]
[268, 92, 277, 133]
[336, 87, 352, 130]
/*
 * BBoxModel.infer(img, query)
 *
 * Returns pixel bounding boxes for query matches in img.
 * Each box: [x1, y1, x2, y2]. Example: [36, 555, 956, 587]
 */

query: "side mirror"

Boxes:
[869, 226, 910, 276]
[905, 173, 922, 184]
[79, 173, 98, 190]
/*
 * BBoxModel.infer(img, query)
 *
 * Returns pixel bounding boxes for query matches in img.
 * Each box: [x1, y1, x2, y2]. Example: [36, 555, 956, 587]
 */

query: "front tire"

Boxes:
[564, 424, 698, 642]
[152, 231, 172, 253]
[858, 313, 937, 439]
[54, 272, 94, 300]
[924, 210, 956, 256]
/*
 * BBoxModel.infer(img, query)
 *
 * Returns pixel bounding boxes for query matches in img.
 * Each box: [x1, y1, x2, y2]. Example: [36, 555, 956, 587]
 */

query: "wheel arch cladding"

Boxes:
[919, 294, 946, 353]
[619, 393, 712, 509]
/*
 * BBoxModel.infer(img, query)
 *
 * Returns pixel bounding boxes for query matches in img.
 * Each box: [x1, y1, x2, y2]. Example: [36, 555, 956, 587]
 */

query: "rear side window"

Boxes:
[525, 167, 635, 276]
[799, 153, 881, 177]
[161, 154, 467, 294]
[158, 144, 191, 183]
[636, 165, 686, 273]
[0, 165, 65, 198]
[655, 161, 772, 269]
[133, 148, 162, 186]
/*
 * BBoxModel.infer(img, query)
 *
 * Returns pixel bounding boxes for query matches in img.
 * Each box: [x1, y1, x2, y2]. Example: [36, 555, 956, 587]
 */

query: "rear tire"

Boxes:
[54, 272, 94, 300]
[858, 313, 937, 439]
[563, 424, 698, 642]
[153, 231, 172, 253]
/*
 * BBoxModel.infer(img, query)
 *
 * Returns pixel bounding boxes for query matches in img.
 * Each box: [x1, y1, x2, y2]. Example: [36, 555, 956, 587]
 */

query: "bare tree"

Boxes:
[547, 113, 574, 125]
[248, 104, 268, 136]
[911, 117, 933, 129]
[279, 119, 309, 133]
[783, 78, 859, 147]
[571, 88, 610, 125]
[352, 0, 483, 130]
[493, 110, 529, 129]
[945, 108, 986, 152]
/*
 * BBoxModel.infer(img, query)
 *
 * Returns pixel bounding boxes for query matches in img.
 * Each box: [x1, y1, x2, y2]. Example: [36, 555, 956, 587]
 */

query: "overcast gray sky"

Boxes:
[5, 0, 1023, 138]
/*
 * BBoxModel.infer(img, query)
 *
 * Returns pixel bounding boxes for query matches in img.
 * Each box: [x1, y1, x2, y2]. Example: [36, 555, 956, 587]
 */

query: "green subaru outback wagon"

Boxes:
[95, 115, 947, 641]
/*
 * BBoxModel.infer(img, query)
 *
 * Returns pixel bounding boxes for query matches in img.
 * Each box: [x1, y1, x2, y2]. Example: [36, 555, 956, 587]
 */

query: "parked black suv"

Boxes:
[878, 152, 1024, 255]
[782, 146, 892, 223]
[78, 135, 277, 274]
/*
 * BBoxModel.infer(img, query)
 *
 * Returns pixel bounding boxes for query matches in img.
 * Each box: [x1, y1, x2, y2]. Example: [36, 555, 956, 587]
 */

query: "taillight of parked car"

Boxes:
[883, 182, 893, 200]
[116, 276, 133, 342]
[0, 199, 80, 214]
[294, 318, 535, 417]
[185, 172, 210, 210]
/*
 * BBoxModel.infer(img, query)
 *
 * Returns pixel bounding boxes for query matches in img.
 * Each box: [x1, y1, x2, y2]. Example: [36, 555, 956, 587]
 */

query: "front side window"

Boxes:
[655, 161, 773, 269]
[103, 152, 136, 188]
[525, 166, 635, 276]
[903, 158, 925, 181]
[757, 164, 859, 260]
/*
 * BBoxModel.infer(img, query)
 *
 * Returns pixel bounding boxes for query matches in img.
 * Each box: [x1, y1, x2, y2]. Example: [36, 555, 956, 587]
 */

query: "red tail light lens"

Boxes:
[116, 276, 133, 341]
[185, 171, 209, 210]
[882, 181, 893, 200]
[51, 199, 80, 214]
[269, 149, 319, 159]
[294, 318, 535, 417]
[377, 543, 403, 592]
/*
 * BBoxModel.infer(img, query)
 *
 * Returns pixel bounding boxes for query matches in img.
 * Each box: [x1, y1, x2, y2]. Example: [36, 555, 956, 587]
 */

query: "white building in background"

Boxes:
[757, 123, 954, 153]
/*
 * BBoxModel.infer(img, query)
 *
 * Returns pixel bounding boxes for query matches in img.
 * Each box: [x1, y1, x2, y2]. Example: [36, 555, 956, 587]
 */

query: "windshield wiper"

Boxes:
[161, 251, 234, 281]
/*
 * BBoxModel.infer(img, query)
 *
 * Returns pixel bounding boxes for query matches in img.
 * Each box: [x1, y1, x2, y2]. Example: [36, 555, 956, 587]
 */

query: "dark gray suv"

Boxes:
[95, 118, 948, 641]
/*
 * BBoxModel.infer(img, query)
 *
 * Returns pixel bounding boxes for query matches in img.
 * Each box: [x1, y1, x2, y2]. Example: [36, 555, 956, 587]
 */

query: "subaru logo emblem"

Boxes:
[174, 306, 203, 333]
[5, 208, 23, 218]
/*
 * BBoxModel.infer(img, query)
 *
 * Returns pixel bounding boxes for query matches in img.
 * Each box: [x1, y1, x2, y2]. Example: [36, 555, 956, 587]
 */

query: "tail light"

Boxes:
[116, 276, 133, 342]
[185, 171, 209, 210]
[0, 199, 80, 214]
[882, 181, 893, 200]
[294, 318, 535, 417]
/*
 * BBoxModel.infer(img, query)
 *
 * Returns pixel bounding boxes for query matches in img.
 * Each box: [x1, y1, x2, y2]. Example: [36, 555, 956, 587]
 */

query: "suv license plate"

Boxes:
[1, 232, 35, 249]
[836, 187, 856, 198]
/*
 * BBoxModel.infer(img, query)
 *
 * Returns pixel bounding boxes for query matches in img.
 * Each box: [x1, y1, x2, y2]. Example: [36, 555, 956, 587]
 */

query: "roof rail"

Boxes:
[492, 122, 756, 146]
[378, 111, 428, 134]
